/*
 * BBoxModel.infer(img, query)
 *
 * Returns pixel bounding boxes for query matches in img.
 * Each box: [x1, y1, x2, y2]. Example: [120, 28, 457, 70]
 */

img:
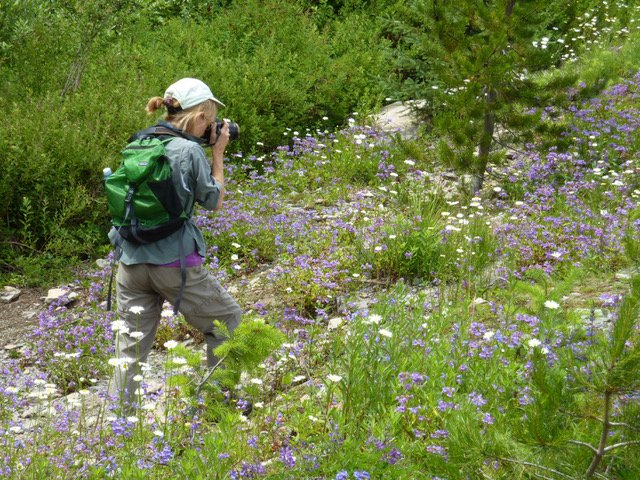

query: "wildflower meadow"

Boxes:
[1, 65, 639, 480]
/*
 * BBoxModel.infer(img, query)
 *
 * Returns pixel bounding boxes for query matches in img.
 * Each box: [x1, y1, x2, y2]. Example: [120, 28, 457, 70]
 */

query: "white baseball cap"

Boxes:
[163, 78, 225, 109]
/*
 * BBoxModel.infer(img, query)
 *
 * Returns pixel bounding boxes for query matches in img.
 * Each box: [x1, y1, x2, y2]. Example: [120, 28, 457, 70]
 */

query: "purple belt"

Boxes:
[159, 251, 204, 268]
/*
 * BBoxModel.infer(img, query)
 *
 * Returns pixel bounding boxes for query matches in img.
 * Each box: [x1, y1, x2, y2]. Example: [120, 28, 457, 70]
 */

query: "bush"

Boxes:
[0, 0, 390, 283]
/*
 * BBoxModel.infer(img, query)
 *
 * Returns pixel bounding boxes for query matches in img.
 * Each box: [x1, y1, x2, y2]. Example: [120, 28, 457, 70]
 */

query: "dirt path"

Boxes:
[0, 288, 45, 348]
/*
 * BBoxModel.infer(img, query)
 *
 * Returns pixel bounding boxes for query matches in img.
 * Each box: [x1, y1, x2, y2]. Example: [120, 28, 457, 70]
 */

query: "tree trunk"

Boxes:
[585, 390, 612, 478]
[471, 89, 496, 193]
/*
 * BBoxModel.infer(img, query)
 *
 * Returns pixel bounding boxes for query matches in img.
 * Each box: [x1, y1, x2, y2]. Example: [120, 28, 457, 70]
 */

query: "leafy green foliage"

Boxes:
[0, 0, 389, 284]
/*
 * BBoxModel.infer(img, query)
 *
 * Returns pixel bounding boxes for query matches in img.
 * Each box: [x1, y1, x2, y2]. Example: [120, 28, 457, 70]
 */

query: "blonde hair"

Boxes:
[146, 96, 218, 135]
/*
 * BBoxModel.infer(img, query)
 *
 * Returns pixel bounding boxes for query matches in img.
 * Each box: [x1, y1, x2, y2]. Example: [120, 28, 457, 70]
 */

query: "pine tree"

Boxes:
[382, 0, 636, 192]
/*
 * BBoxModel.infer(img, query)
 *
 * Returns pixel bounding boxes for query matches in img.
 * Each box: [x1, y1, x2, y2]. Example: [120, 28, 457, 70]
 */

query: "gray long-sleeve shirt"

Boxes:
[108, 136, 221, 265]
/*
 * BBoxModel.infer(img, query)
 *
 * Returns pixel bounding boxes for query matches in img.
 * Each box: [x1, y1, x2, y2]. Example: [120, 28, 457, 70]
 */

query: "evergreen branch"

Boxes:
[498, 457, 575, 479]
[603, 441, 640, 453]
[568, 440, 598, 453]
[194, 355, 227, 396]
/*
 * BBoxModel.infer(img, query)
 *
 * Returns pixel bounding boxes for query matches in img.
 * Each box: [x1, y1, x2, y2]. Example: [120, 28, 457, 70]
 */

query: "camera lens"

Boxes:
[215, 119, 240, 142]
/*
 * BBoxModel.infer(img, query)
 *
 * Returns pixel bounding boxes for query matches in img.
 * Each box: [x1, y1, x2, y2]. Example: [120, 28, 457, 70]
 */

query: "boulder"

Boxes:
[372, 100, 426, 140]
[43, 288, 79, 305]
[0, 286, 21, 303]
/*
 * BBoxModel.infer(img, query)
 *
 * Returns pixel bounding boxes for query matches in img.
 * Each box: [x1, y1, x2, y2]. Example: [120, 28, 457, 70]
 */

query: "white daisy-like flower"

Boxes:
[110, 320, 129, 333]
[126, 416, 139, 423]
[544, 300, 560, 310]
[327, 374, 343, 383]
[129, 331, 144, 339]
[327, 317, 343, 330]
[108, 357, 127, 367]
[153, 429, 164, 437]
[379, 328, 393, 338]
[367, 314, 382, 325]
[293, 375, 306, 383]
[250, 378, 263, 385]
[254, 402, 264, 409]
[164, 340, 178, 350]
[133, 375, 143, 382]
[129, 306, 145, 314]
[528, 338, 542, 348]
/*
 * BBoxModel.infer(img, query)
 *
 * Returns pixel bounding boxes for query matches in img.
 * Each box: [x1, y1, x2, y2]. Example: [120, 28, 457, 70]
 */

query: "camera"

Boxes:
[203, 118, 240, 144]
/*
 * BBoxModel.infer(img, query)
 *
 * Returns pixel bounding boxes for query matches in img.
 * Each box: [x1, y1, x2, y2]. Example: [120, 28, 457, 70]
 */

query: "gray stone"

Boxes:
[615, 267, 639, 280]
[96, 258, 110, 269]
[44, 288, 79, 305]
[0, 286, 21, 304]
[372, 100, 426, 140]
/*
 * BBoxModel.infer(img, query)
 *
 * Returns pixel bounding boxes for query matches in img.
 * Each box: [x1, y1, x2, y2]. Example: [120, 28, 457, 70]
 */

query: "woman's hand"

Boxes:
[211, 120, 230, 156]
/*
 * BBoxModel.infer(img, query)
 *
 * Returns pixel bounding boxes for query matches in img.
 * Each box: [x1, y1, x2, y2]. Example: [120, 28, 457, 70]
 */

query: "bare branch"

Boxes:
[194, 356, 227, 396]
[603, 441, 640, 453]
[569, 440, 598, 454]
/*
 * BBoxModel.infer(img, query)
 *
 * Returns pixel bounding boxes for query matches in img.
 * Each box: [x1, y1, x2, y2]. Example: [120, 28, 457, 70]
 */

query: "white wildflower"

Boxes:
[328, 317, 343, 330]
[544, 300, 560, 310]
[110, 320, 129, 333]
[379, 328, 393, 338]
[327, 374, 343, 383]
[367, 314, 382, 325]
[129, 306, 145, 315]
[528, 338, 542, 348]
[164, 340, 178, 350]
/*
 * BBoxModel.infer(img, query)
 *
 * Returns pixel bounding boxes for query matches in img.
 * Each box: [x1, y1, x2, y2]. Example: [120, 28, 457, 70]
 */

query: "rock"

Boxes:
[21, 310, 38, 320]
[0, 286, 21, 303]
[43, 288, 79, 305]
[372, 100, 426, 140]
[615, 267, 639, 280]
[96, 258, 110, 269]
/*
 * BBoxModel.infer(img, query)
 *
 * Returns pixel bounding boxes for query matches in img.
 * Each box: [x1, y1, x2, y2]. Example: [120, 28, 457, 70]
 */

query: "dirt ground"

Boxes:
[0, 288, 45, 348]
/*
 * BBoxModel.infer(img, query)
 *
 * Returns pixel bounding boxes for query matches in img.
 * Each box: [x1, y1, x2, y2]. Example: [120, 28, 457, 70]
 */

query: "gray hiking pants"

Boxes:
[110, 263, 242, 408]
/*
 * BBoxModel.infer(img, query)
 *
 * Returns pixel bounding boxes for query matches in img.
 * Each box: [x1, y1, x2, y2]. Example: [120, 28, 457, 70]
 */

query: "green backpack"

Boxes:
[105, 132, 189, 244]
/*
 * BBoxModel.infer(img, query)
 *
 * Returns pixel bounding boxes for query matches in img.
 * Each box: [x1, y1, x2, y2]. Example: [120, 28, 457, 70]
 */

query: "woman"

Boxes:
[109, 78, 242, 409]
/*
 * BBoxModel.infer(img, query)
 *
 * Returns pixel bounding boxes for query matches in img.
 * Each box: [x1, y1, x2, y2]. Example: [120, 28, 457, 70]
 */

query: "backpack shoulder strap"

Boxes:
[127, 125, 186, 143]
